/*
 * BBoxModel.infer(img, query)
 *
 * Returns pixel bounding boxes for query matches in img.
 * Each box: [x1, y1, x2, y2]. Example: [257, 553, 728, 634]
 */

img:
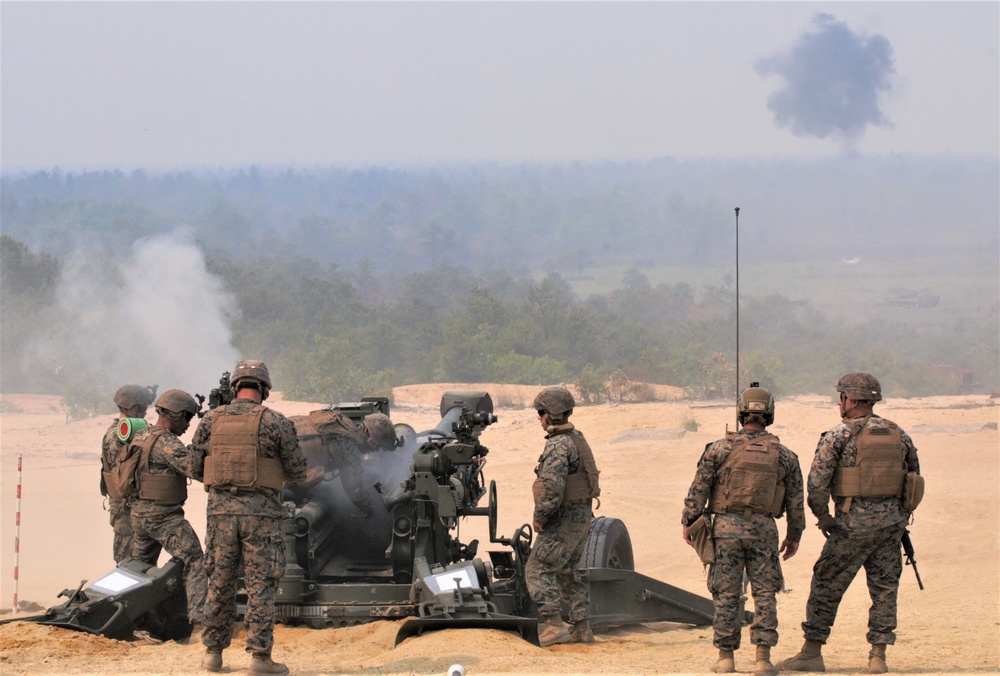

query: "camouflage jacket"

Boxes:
[130, 425, 200, 518]
[100, 420, 126, 498]
[191, 397, 309, 518]
[532, 424, 585, 527]
[681, 429, 806, 542]
[808, 412, 919, 534]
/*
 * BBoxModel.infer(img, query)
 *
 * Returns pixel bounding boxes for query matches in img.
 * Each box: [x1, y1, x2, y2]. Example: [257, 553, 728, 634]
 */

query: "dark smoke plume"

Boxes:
[756, 13, 895, 146]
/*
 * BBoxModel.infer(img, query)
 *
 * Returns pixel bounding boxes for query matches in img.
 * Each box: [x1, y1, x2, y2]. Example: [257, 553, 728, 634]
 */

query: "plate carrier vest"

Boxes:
[133, 427, 187, 505]
[709, 431, 785, 518]
[532, 425, 601, 506]
[203, 404, 286, 491]
[832, 416, 905, 506]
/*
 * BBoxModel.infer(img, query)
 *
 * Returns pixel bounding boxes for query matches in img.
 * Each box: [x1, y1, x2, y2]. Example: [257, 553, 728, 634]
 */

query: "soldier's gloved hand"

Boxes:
[301, 466, 325, 488]
[817, 514, 837, 537]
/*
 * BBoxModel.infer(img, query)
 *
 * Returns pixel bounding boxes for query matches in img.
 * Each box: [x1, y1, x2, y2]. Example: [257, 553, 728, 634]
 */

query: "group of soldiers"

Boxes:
[680, 372, 923, 675]
[100, 366, 919, 676]
[101, 359, 392, 676]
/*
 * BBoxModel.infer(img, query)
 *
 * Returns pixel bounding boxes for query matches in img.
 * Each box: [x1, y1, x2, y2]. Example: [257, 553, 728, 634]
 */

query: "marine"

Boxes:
[101, 383, 157, 563]
[128, 388, 208, 637]
[525, 386, 601, 647]
[191, 360, 321, 675]
[780, 372, 922, 674]
[682, 383, 805, 675]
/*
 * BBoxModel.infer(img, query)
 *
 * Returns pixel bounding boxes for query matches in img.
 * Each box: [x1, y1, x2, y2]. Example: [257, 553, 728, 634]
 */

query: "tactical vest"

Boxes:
[532, 425, 601, 506]
[203, 405, 285, 491]
[134, 427, 187, 505]
[292, 409, 366, 461]
[832, 416, 905, 500]
[709, 432, 785, 518]
[102, 431, 128, 500]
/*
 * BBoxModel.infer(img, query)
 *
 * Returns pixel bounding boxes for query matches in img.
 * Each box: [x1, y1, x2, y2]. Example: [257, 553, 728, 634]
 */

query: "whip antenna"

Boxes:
[735, 207, 740, 427]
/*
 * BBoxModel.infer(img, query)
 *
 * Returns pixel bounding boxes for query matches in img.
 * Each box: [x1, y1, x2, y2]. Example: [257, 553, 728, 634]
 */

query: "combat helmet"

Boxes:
[114, 384, 156, 411]
[230, 360, 272, 400]
[533, 386, 575, 419]
[155, 389, 200, 419]
[362, 413, 397, 450]
[835, 372, 882, 402]
[738, 382, 774, 426]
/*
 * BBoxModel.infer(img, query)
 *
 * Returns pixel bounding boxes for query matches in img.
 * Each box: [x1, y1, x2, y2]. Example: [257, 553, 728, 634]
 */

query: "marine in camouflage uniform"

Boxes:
[781, 372, 921, 675]
[128, 389, 207, 630]
[681, 384, 804, 676]
[191, 361, 316, 676]
[525, 386, 600, 647]
[101, 383, 156, 564]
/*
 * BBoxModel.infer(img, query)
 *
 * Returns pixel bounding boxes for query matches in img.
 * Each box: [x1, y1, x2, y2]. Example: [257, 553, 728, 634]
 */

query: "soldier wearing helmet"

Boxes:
[525, 386, 601, 647]
[191, 360, 315, 675]
[681, 382, 804, 675]
[101, 383, 157, 564]
[780, 373, 921, 675]
[289, 410, 398, 519]
[128, 389, 207, 638]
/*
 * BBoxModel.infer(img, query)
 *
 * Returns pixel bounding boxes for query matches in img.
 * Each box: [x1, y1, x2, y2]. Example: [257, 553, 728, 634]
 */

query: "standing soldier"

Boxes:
[525, 386, 601, 647]
[128, 389, 207, 638]
[101, 383, 156, 563]
[681, 383, 805, 675]
[191, 360, 320, 675]
[780, 373, 922, 674]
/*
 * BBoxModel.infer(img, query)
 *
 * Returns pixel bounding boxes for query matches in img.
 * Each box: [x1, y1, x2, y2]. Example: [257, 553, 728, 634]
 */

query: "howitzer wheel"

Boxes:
[581, 516, 634, 570]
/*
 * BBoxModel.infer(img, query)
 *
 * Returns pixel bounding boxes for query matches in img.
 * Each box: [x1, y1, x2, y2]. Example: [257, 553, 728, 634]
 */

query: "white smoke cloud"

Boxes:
[52, 227, 240, 399]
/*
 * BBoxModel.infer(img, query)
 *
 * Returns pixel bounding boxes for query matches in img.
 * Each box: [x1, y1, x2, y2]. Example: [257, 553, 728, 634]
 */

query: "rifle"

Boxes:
[900, 529, 924, 590]
[196, 371, 234, 418]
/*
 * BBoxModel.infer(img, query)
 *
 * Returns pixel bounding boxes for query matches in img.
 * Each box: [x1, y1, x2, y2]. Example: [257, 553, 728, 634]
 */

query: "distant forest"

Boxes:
[2, 157, 997, 410]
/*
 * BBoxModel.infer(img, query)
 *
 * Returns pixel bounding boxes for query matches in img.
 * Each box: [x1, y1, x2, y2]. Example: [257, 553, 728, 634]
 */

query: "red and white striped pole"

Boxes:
[12, 453, 22, 616]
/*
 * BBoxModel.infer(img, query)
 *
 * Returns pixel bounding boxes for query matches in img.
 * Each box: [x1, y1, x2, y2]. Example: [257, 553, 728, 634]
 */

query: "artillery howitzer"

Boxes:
[3, 390, 740, 644]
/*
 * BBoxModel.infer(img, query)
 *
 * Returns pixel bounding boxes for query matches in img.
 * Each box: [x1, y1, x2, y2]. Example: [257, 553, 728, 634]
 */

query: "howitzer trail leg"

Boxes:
[711, 648, 736, 673]
[868, 643, 888, 674]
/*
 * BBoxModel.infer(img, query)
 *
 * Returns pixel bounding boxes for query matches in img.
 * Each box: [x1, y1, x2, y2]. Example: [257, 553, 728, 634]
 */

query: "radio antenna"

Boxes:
[735, 206, 740, 427]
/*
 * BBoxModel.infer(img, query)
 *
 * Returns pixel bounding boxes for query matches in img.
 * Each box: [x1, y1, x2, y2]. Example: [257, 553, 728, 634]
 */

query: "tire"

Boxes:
[580, 516, 634, 570]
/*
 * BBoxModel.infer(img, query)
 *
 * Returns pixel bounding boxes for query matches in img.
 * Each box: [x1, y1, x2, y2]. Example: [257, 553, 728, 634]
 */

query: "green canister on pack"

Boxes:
[116, 417, 148, 443]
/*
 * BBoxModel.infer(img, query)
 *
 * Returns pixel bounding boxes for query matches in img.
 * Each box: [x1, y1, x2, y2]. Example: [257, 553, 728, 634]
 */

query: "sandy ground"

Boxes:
[0, 385, 997, 675]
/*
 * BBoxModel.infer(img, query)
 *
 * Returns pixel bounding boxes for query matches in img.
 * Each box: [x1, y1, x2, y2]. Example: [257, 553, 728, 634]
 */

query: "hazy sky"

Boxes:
[2, 2, 997, 170]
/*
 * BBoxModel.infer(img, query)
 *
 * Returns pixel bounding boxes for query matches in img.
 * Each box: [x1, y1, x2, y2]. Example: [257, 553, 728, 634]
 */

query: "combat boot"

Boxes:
[183, 622, 205, 645]
[754, 644, 778, 676]
[779, 639, 825, 672]
[868, 644, 888, 674]
[710, 649, 735, 673]
[570, 619, 595, 644]
[201, 650, 222, 673]
[248, 653, 289, 675]
[537, 615, 572, 647]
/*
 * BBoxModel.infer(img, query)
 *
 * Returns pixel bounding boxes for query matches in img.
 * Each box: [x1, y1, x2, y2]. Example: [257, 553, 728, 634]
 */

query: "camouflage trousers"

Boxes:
[802, 525, 904, 646]
[202, 514, 285, 656]
[525, 505, 591, 622]
[130, 510, 207, 625]
[109, 499, 137, 564]
[708, 536, 784, 650]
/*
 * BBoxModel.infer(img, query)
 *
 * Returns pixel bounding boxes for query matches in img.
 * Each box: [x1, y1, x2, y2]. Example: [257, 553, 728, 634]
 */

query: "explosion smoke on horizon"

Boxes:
[39, 228, 240, 399]
[755, 13, 896, 149]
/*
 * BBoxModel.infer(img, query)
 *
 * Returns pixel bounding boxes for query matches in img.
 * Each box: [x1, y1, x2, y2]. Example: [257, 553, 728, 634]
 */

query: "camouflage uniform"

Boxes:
[682, 429, 805, 651]
[525, 425, 594, 623]
[191, 398, 308, 656]
[801, 414, 919, 646]
[101, 422, 137, 563]
[129, 426, 207, 625]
